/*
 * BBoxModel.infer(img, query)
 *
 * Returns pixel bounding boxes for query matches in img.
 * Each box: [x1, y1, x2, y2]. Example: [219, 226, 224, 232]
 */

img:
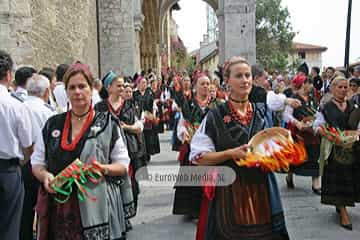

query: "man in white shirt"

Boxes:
[24, 74, 56, 142]
[53, 64, 69, 112]
[0, 50, 33, 240]
[13, 66, 37, 102]
[20, 74, 56, 240]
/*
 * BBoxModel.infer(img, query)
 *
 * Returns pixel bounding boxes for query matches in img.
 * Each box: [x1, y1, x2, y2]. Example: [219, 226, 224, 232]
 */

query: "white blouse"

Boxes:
[31, 130, 130, 169]
[266, 91, 287, 112]
[189, 116, 216, 165]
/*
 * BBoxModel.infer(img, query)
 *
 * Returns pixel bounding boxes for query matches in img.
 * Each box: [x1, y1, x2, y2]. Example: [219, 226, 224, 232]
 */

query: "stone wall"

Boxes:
[98, 0, 138, 76]
[0, 0, 33, 65]
[1, 0, 98, 76]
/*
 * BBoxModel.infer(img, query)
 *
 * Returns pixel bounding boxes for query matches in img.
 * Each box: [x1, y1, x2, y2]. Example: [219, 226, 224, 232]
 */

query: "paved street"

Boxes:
[127, 131, 360, 240]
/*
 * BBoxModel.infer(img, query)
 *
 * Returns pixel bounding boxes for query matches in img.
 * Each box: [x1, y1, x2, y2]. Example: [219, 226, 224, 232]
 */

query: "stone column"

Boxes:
[222, 0, 256, 64]
[0, 0, 33, 65]
[98, 0, 138, 76]
[133, 0, 144, 74]
[216, 0, 225, 65]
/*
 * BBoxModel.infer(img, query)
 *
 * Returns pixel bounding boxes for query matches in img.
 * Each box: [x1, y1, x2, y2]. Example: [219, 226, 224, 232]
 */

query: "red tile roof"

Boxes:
[292, 42, 327, 52]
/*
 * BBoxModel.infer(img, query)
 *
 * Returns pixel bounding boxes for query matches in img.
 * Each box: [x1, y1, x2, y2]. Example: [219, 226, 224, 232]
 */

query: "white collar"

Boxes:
[26, 95, 45, 104]
[0, 84, 9, 94]
[16, 86, 28, 95]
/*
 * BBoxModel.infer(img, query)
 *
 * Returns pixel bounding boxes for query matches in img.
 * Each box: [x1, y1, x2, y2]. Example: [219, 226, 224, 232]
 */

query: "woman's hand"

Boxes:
[294, 120, 304, 131]
[91, 161, 108, 175]
[286, 98, 302, 109]
[228, 144, 250, 160]
[120, 121, 128, 130]
[43, 172, 55, 194]
[183, 130, 191, 143]
[120, 121, 142, 134]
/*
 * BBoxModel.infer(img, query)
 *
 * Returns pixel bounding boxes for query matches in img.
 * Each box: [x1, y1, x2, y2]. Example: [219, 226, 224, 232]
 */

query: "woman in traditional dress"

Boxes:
[133, 77, 160, 162]
[95, 72, 146, 214]
[171, 75, 191, 152]
[172, 74, 222, 218]
[314, 76, 360, 230]
[282, 75, 321, 194]
[31, 63, 134, 240]
[190, 57, 289, 239]
[151, 78, 165, 134]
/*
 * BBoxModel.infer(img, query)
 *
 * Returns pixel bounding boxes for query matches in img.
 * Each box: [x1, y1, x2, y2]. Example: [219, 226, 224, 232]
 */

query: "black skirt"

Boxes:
[143, 130, 160, 155]
[172, 152, 202, 217]
[291, 144, 320, 177]
[321, 150, 360, 206]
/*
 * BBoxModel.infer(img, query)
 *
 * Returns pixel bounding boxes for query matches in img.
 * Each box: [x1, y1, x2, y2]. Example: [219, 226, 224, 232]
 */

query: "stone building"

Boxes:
[1, 0, 256, 78]
[288, 42, 328, 70]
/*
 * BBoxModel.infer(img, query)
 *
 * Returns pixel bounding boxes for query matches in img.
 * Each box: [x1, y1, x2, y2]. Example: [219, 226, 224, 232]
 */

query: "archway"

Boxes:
[139, 0, 160, 73]
[158, 0, 219, 73]
[97, 0, 256, 77]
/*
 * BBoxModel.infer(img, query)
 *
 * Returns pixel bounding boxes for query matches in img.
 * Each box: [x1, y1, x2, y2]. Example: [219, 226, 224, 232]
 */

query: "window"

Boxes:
[298, 51, 306, 59]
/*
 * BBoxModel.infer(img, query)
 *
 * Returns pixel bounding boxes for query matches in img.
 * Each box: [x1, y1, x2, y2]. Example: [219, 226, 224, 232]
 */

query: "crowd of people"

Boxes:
[1, 48, 360, 240]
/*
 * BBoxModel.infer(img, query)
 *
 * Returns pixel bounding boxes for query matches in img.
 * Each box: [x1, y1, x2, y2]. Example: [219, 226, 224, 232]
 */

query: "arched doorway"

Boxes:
[98, 0, 255, 77]
[139, 0, 160, 74]
[158, 0, 219, 74]
[139, 0, 219, 75]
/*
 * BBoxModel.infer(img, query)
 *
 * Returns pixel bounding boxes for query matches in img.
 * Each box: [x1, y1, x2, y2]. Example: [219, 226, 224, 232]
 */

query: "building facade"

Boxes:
[288, 42, 328, 70]
[1, 0, 257, 77]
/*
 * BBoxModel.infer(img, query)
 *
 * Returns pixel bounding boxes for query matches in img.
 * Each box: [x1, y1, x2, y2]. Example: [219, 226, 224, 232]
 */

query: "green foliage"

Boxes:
[186, 56, 197, 75]
[171, 37, 187, 70]
[256, 0, 296, 72]
[288, 57, 303, 74]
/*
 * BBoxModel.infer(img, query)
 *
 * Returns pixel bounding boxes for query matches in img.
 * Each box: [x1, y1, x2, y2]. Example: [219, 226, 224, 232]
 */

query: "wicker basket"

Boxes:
[248, 127, 293, 155]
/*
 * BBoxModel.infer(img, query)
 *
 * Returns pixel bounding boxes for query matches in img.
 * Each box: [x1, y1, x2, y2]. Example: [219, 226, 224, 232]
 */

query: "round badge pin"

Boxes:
[51, 130, 61, 138]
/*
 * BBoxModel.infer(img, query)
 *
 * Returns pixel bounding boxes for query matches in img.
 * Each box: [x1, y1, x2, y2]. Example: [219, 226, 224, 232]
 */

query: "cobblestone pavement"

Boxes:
[127, 132, 360, 240]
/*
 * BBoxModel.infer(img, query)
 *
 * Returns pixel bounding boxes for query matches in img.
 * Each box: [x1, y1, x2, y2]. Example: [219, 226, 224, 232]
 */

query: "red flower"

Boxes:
[223, 115, 232, 124]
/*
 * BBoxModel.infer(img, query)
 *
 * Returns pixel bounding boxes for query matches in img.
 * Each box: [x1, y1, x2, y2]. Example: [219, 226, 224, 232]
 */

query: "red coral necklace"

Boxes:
[228, 101, 253, 126]
[106, 98, 124, 116]
[61, 106, 95, 152]
[196, 96, 210, 108]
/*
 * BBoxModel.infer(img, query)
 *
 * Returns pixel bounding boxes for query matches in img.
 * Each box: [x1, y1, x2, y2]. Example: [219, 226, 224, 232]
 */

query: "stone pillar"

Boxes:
[0, 0, 33, 65]
[133, 0, 144, 74]
[216, 0, 225, 65]
[222, 0, 256, 64]
[99, 0, 138, 76]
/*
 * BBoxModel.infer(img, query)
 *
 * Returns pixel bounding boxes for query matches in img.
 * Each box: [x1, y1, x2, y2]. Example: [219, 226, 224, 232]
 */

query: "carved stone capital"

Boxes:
[224, 1, 256, 14]
[134, 14, 144, 31]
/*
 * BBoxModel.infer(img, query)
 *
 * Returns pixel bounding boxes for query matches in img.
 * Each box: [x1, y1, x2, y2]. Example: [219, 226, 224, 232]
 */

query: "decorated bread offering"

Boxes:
[319, 124, 359, 148]
[50, 158, 104, 203]
[234, 127, 307, 172]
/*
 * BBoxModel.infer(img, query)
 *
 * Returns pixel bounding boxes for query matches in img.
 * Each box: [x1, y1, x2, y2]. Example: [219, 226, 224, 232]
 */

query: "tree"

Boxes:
[256, 0, 296, 72]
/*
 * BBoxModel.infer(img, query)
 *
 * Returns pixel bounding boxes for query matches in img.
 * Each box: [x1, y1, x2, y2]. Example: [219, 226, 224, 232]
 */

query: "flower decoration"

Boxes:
[223, 115, 232, 124]
[91, 126, 101, 135]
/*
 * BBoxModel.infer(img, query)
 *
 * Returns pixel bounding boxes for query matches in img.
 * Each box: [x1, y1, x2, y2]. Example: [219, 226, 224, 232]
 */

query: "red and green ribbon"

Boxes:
[320, 124, 345, 144]
[52, 159, 103, 204]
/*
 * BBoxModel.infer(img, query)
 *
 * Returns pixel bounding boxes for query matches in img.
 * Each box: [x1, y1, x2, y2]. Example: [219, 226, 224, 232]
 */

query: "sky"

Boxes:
[172, 0, 360, 67]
